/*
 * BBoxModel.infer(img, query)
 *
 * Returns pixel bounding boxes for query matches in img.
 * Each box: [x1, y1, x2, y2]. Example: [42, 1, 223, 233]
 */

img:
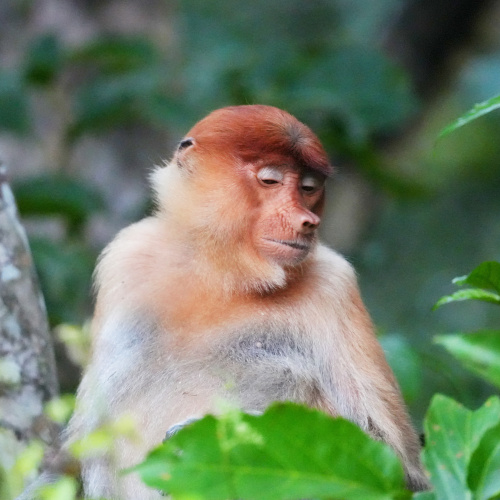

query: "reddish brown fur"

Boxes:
[186, 105, 333, 177]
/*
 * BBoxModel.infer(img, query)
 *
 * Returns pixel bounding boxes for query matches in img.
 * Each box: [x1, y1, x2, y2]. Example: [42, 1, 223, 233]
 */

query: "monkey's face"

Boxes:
[248, 163, 325, 266]
[160, 105, 332, 271]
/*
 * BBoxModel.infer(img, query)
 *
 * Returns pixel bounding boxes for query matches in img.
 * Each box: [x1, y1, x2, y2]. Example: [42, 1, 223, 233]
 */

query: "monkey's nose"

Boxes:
[294, 210, 320, 234]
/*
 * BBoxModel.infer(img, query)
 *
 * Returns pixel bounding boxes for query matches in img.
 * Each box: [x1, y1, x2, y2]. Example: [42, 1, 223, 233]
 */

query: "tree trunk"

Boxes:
[0, 165, 59, 473]
[386, 0, 497, 98]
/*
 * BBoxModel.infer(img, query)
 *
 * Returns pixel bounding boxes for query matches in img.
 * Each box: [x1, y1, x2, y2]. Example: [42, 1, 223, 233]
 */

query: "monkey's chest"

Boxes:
[207, 328, 322, 411]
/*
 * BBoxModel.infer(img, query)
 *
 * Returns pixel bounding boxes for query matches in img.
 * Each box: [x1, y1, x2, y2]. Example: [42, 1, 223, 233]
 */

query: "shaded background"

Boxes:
[1, 0, 500, 425]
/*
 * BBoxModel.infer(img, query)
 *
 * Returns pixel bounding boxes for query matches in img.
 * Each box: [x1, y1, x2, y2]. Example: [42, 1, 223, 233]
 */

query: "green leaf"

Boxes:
[23, 34, 64, 86]
[37, 476, 78, 500]
[439, 94, 500, 138]
[422, 395, 500, 500]
[134, 403, 410, 500]
[70, 36, 161, 74]
[11, 441, 45, 478]
[434, 331, 500, 388]
[45, 394, 76, 424]
[468, 422, 500, 500]
[70, 415, 137, 460]
[452, 261, 500, 295]
[293, 45, 418, 138]
[433, 289, 500, 309]
[3, 439, 45, 497]
[28, 238, 96, 325]
[140, 93, 195, 131]
[12, 173, 105, 232]
[0, 71, 30, 134]
[68, 68, 168, 138]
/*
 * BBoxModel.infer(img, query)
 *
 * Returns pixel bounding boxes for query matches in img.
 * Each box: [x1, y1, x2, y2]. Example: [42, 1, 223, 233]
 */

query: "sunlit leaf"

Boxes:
[433, 289, 500, 309]
[452, 261, 500, 295]
[422, 395, 500, 500]
[12, 441, 45, 477]
[5, 439, 45, 496]
[55, 323, 91, 368]
[37, 476, 78, 500]
[135, 403, 409, 500]
[45, 394, 76, 424]
[69, 428, 115, 459]
[434, 331, 500, 388]
[439, 94, 500, 138]
[70, 415, 138, 460]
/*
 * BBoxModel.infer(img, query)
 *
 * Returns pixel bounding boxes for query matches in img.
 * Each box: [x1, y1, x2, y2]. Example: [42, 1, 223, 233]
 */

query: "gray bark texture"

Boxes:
[0, 165, 59, 473]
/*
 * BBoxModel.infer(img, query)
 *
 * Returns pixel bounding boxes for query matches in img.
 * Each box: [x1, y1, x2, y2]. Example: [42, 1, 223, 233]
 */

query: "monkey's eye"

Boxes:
[178, 137, 195, 150]
[301, 175, 324, 193]
[257, 167, 284, 186]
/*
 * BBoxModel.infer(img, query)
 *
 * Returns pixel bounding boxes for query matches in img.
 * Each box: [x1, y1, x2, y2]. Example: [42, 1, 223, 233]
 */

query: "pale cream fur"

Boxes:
[65, 223, 428, 498]
[60, 107, 429, 499]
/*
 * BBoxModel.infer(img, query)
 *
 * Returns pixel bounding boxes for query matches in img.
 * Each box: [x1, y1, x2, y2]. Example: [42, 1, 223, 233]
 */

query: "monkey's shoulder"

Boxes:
[98, 217, 169, 266]
[94, 217, 177, 294]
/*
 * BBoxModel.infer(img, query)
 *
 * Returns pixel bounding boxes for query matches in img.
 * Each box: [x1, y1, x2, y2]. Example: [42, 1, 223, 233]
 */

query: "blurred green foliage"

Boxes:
[2, 2, 420, 167]
[23, 34, 64, 87]
[14, 174, 105, 233]
[380, 334, 423, 404]
[0, 72, 30, 134]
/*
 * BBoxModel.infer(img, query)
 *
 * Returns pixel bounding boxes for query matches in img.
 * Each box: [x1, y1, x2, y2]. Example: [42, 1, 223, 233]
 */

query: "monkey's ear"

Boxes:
[178, 137, 195, 151]
[175, 137, 196, 172]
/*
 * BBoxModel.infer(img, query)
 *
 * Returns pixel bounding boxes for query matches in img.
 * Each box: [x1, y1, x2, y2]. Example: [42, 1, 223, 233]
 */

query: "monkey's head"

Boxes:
[152, 105, 332, 290]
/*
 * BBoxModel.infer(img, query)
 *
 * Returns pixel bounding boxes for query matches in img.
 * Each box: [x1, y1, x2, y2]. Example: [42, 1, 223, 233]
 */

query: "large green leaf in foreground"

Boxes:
[421, 395, 500, 500]
[134, 403, 409, 500]
[468, 422, 500, 500]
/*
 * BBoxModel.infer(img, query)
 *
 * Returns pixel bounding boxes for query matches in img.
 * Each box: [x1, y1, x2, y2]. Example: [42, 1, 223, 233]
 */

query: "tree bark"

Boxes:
[0, 165, 59, 471]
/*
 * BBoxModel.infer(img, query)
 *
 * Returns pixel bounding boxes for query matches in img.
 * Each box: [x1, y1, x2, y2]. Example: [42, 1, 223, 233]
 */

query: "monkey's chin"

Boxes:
[261, 238, 313, 266]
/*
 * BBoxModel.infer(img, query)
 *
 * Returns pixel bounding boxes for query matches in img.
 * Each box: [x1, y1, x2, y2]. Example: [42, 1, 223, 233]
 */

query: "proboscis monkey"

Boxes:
[67, 105, 429, 498]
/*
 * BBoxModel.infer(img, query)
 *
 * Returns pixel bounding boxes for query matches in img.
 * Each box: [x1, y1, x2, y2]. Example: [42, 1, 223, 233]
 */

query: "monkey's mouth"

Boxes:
[265, 239, 312, 252]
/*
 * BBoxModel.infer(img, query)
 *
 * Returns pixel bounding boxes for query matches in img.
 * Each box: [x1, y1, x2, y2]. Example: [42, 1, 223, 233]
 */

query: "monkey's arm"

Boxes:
[314, 247, 429, 491]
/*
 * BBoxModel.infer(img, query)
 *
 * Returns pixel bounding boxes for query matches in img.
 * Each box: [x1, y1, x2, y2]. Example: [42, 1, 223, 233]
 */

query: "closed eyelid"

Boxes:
[300, 175, 325, 195]
[257, 167, 285, 182]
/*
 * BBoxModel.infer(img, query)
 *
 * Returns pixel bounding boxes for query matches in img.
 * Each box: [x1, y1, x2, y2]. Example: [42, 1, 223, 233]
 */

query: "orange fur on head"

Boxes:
[150, 105, 332, 295]
[186, 105, 333, 177]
